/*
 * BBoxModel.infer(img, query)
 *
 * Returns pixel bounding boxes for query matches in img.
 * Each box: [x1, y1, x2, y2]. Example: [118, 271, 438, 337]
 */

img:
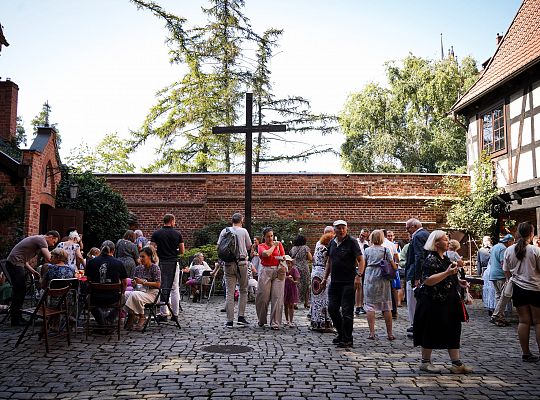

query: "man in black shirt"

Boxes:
[85, 241, 127, 325]
[151, 213, 185, 321]
[322, 220, 364, 348]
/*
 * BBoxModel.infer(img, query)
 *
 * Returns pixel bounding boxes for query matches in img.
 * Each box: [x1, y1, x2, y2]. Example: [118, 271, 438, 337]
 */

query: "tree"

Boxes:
[55, 168, 130, 250]
[340, 54, 479, 173]
[131, 0, 338, 172]
[64, 133, 135, 173]
[15, 116, 26, 147]
[251, 30, 338, 171]
[30, 101, 62, 147]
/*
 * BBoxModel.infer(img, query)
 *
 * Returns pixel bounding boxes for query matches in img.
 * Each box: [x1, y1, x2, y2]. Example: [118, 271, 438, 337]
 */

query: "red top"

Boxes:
[258, 242, 285, 267]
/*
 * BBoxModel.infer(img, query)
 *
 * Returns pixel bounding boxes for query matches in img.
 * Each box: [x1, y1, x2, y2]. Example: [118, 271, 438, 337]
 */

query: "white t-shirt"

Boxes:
[382, 238, 397, 260]
[503, 243, 540, 291]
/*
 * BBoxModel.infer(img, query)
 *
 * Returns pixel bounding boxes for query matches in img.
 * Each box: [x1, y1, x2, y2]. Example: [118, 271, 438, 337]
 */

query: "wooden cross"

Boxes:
[212, 92, 286, 235]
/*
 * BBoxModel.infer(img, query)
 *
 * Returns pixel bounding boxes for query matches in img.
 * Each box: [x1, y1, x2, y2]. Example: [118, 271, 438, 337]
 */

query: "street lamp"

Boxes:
[69, 183, 79, 199]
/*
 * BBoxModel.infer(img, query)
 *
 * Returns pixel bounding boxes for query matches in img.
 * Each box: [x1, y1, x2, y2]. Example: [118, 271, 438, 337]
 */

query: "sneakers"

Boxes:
[225, 321, 234, 328]
[406, 326, 414, 333]
[355, 307, 366, 315]
[522, 353, 540, 363]
[419, 362, 442, 373]
[237, 316, 249, 326]
[448, 364, 473, 374]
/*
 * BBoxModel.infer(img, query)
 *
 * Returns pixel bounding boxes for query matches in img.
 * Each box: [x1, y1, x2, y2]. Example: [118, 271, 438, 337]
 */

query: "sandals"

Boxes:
[367, 334, 376, 340]
[387, 335, 396, 341]
[133, 318, 146, 331]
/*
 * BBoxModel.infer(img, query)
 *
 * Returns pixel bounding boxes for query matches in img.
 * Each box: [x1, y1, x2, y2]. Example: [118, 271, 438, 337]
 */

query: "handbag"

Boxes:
[502, 278, 514, 298]
[392, 270, 401, 289]
[380, 248, 395, 281]
[459, 299, 469, 322]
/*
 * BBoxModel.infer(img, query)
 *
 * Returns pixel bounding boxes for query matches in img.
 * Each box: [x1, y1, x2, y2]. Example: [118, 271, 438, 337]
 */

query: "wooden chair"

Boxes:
[85, 282, 122, 340]
[142, 287, 181, 332]
[15, 285, 71, 353]
[49, 278, 80, 334]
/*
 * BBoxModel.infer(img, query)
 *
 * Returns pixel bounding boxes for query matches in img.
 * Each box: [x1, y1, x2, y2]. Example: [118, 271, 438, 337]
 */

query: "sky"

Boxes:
[0, 0, 523, 173]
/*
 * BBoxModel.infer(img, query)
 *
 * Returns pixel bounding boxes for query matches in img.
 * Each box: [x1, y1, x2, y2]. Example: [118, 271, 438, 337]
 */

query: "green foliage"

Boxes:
[178, 244, 219, 268]
[432, 154, 498, 239]
[15, 116, 26, 147]
[340, 54, 479, 173]
[193, 218, 301, 251]
[0, 187, 23, 258]
[131, 0, 337, 172]
[55, 168, 130, 250]
[64, 133, 135, 173]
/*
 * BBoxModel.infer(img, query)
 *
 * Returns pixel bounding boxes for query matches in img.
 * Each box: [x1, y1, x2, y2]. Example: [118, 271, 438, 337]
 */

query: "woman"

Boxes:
[56, 230, 84, 272]
[413, 230, 471, 374]
[503, 222, 540, 362]
[255, 227, 286, 330]
[41, 248, 75, 288]
[290, 234, 313, 309]
[116, 230, 140, 277]
[185, 253, 212, 302]
[125, 246, 161, 331]
[363, 230, 397, 340]
[250, 237, 261, 276]
[310, 232, 334, 332]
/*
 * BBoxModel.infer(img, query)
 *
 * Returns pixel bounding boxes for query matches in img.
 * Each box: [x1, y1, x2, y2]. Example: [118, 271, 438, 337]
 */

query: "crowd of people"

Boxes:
[2, 212, 540, 371]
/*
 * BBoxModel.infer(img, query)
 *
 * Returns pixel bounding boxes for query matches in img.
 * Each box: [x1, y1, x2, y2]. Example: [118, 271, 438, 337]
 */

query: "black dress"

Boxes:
[413, 251, 462, 349]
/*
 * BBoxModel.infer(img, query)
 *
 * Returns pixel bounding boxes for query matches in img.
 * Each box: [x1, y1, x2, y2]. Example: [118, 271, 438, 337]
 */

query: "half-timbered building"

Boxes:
[451, 0, 540, 232]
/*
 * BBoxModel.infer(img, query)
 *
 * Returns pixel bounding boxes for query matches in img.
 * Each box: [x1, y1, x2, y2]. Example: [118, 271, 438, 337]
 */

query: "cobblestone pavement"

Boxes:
[1, 298, 539, 399]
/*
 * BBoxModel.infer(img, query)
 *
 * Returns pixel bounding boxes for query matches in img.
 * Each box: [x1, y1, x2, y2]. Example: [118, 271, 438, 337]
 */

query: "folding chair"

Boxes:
[200, 270, 217, 303]
[49, 278, 80, 334]
[85, 282, 122, 340]
[142, 287, 181, 332]
[0, 259, 12, 324]
[15, 285, 71, 353]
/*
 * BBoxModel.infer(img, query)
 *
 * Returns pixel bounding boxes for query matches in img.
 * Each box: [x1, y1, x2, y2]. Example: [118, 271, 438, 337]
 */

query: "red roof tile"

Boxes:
[452, 0, 540, 113]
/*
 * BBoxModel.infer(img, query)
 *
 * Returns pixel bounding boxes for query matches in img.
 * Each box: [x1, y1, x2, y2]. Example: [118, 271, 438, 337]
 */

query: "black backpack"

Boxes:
[218, 227, 238, 262]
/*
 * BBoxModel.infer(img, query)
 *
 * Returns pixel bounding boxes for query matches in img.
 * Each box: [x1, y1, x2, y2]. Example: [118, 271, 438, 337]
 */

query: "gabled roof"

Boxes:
[452, 0, 540, 113]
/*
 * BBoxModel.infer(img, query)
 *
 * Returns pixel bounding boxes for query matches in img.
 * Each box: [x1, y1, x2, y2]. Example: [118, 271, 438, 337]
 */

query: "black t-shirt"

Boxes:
[151, 226, 183, 261]
[85, 255, 127, 305]
[328, 234, 362, 284]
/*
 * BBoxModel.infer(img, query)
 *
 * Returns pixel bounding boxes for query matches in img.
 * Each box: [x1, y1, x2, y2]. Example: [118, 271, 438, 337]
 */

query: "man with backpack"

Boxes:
[217, 212, 252, 328]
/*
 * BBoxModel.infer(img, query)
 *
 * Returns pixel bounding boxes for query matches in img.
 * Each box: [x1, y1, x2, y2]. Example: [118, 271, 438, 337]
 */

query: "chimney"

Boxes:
[496, 33, 503, 45]
[0, 79, 19, 143]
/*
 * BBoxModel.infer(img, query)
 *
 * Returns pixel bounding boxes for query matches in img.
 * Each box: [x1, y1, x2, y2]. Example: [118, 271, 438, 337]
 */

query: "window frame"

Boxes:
[477, 101, 507, 158]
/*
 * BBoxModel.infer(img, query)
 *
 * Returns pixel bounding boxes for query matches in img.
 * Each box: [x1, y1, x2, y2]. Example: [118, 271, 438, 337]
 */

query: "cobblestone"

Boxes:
[1, 299, 539, 399]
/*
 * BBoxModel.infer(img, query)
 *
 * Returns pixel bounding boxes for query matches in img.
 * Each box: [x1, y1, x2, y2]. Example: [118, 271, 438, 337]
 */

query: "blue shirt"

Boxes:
[489, 243, 507, 281]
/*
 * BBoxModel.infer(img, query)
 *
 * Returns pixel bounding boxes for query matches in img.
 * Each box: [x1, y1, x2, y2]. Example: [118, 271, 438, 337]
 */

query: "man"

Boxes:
[476, 236, 492, 276]
[489, 234, 515, 326]
[322, 220, 364, 348]
[5, 230, 60, 326]
[217, 212, 252, 328]
[151, 213, 185, 322]
[404, 218, 429, 337]
[355, 228, 370, 316]
[85, 241, 127, 325]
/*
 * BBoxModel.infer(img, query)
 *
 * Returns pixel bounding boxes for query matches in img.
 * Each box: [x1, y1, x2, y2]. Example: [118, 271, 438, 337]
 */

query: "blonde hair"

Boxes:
[448, 239, 460, 251]
[370, 229, 385, 246]
[424, 230, 447, 252]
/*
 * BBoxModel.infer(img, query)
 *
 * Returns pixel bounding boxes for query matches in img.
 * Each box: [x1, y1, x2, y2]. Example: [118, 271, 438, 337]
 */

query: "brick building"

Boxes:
[0, 79, 62, 256]
[101, 172, 469, 247]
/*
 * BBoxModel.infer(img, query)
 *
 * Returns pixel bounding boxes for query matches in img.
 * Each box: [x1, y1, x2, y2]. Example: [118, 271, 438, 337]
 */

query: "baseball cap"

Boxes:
[499, 234, 514, 243]
[333, 220, 347, 227]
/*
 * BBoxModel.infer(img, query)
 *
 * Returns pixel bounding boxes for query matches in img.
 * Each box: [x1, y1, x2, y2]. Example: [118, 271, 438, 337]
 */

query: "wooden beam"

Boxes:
[530, 84, 537, 178]
[513, 87, 529, 183]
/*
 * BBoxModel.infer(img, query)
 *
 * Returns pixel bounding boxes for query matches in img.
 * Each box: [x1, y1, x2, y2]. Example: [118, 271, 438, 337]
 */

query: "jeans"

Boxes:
[224, 261, 248, 322]
[328, 282, 355, 343]
[5, 261, 25, 320]
[159, 259, 179, 316]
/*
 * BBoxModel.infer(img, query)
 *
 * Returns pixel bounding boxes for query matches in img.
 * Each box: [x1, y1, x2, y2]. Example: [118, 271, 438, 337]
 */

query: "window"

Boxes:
[480, 104, 506, 155]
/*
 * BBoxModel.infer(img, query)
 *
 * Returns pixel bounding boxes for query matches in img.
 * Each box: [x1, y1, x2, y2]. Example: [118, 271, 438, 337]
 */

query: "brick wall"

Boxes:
[0, 170, 24, 256]
[103, 173, 469, 247]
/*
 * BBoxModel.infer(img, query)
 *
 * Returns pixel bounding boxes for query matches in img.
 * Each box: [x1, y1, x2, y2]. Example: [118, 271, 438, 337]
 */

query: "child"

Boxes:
[283, 255, 300, 327]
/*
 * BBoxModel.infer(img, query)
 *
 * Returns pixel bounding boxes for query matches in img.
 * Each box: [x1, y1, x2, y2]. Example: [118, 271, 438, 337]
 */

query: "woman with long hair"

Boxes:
[503, 222, 540, 362]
